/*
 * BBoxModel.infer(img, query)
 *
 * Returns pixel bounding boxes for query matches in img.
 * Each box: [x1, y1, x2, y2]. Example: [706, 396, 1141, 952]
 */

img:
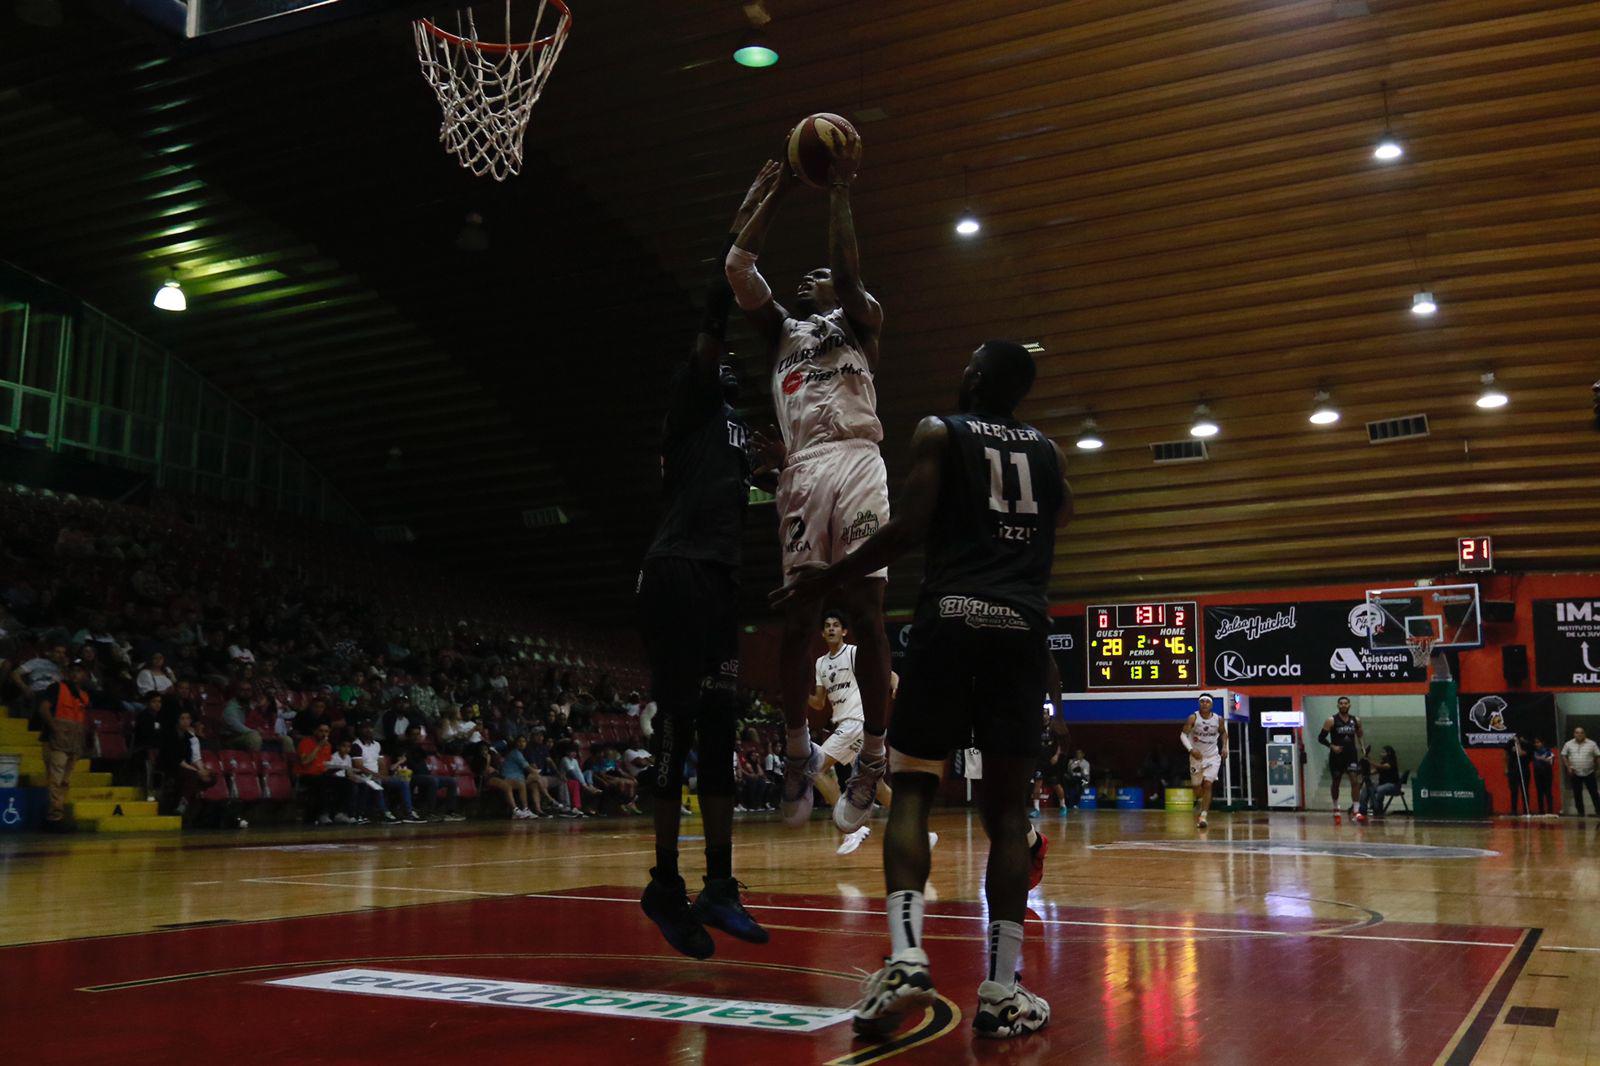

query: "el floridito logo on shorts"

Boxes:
[939, 596, 1028, 630]
[268, 969, 852, 1032]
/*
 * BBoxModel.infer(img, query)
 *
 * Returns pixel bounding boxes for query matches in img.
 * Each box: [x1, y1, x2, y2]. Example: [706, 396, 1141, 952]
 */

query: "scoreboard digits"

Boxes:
[1088, 601, 1200, 689]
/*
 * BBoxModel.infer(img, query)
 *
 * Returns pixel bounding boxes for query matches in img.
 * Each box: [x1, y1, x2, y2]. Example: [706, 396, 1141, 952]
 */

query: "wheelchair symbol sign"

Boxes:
[2, 798, 20, 826]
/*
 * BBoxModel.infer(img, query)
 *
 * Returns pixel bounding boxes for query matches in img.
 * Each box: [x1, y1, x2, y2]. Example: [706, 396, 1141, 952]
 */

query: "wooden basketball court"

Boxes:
[4, 810, 1596, 1064]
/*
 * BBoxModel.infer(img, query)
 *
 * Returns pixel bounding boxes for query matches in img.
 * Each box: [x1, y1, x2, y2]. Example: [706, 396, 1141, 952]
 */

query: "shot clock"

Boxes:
[1087, 601, 1200, 689]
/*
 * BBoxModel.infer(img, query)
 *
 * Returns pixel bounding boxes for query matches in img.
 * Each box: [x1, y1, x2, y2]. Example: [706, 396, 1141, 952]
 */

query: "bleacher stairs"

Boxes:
[0, 714, 179, 832]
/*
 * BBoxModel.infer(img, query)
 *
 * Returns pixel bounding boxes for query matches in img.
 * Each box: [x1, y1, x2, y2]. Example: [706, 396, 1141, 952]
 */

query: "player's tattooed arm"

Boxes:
[729, 160, 795, 346]
[1051, 440, 1073, 528]
[826, 164, 884, 362]
[770, 416, 946, 609]
[696, 161, 782, 376]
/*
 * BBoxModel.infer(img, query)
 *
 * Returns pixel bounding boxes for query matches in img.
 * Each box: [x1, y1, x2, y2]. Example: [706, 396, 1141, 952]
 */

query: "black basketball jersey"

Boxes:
[644, 363, 751, 569]
[1329, 713, 1360, 751]
[919, 413, 1063, 627]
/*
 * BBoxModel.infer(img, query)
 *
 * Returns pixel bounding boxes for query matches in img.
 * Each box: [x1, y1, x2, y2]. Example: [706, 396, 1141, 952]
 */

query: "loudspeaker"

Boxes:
[1483, 600, 1517, 624]
[1502, 644, 1529, 687]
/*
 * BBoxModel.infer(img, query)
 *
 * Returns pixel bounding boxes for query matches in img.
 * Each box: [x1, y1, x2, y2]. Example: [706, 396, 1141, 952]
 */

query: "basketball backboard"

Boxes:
[125, 0, 417, 43]
[1364, 583, 1483, 650]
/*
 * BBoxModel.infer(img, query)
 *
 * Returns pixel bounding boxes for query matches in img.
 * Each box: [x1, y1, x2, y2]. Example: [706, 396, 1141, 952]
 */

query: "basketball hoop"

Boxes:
[1406, 634, 1438, 668]
[413, 0, 573, 180]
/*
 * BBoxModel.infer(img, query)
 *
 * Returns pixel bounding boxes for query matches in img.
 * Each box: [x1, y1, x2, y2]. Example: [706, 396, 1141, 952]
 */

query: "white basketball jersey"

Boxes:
[815, 645, 864, 725]
[1191, 711, 1222, 756]
[772, 308, 882, 455]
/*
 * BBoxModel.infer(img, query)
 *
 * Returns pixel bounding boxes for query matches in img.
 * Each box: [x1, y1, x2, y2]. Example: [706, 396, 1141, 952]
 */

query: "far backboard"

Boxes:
[125, 0, 417, 43]
[1364, 583, 1483, 650]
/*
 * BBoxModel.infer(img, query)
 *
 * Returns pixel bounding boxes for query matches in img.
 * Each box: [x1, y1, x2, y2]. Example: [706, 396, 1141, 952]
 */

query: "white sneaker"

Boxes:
[834, 751, 887, 833]
[332, 812, 354, 824]
[236, 819, 249, 829]
[974, 979, 1050, 1039]
[851, 950, 935, 1037]
[316, 814, 333, 826]
[780, 743, 825, 828]
[512, 808, 531, 820]
[837, 826, 871, 855]
[928, 832, 939, 848]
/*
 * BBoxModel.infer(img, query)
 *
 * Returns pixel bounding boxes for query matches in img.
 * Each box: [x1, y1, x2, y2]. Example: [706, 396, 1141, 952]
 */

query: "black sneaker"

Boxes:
[641, 869, 715, 960]
[691, 877, 770, 945]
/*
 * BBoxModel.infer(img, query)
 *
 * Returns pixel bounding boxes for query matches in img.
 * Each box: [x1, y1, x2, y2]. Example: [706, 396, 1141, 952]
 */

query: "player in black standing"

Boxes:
[1317, 696, 1365, 818]
[774, 341, 1070, 1040]
[638, 163, 783, 958]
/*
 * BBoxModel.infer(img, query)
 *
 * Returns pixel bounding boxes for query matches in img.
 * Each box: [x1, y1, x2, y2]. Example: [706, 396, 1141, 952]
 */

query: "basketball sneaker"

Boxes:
[690, 877, 770, 945]
[835, 751, 887, 833]
[838, 826, 871, 855]
[1196, 812, 1207, 829]
[974, 979, 1050, 1039]
[641, 869, 714, 960]
[780, 742, 826, 828]
[1028, 832, 1049, 890]
[1353, 812, 1367, 824]
[851, 949, 935, 1037]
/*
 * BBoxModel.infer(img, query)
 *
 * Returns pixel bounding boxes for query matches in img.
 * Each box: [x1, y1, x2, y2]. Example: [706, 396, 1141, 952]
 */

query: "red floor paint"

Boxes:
[0, 887, 1523, 1065]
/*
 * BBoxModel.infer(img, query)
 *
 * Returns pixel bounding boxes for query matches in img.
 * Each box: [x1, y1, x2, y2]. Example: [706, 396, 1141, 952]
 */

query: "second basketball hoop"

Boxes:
[414, 0, 573, 180]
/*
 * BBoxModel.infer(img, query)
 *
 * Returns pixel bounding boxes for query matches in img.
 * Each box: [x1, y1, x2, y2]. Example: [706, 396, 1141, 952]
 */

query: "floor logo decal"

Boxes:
[268, 968, 853, 1032]
[1089, 840, 1498, 859]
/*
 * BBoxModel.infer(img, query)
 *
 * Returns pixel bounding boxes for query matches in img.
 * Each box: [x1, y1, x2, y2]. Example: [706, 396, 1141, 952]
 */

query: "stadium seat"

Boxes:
[258, 751, 294, 801]
[446, 754, 478, 800]
[198, 752, 231, 803]
[223, 751, 264, 802]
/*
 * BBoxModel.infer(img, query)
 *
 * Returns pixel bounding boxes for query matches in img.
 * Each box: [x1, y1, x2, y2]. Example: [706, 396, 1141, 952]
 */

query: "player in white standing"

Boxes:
[726, 153, 892, 834]
[810, 609, 935, 855]
[1180, 694, 1227, 829]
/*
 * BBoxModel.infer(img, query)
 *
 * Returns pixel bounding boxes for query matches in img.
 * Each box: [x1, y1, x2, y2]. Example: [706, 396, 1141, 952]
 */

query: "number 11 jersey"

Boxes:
[920, 414, 1063, 629]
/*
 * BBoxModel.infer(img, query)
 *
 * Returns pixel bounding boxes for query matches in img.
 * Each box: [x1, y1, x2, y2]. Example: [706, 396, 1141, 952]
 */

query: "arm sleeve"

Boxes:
[725, 245, 773, 311]
[1179, 731, 1193, 752]
[1317, 727, 1332, 748]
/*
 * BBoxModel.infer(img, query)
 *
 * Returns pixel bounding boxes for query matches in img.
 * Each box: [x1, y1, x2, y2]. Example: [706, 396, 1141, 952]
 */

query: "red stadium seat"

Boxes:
[446, 755, 478, 800]
[198, 753, 231, 803]
[223, 752, 264, 802]
[257, 751, 293, 800]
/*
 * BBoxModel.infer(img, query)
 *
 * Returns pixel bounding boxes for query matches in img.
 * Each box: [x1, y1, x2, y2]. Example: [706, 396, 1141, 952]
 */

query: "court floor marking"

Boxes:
[209, 846, 658, 882]
[522, 892, 1523, 950]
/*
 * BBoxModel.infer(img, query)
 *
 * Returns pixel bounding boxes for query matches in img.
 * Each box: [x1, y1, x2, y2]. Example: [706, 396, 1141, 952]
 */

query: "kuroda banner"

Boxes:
[1457, 692, 1558, 749]
[1533, 599, 1600, 687]
[1204, 601, 1423, 686]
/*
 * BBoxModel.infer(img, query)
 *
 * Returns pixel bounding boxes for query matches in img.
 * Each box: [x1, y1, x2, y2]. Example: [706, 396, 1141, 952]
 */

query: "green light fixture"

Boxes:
[733, 33, 778, 68]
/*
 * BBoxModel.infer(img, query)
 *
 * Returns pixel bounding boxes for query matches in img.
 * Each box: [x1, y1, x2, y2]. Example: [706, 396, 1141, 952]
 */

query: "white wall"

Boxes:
[1302, 695, 1426, 812]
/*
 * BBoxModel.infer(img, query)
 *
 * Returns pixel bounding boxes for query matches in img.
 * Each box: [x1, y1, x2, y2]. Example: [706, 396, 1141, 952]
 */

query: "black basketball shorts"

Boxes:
[889, 601, 1048, 764]
[637, 555, 739, 704]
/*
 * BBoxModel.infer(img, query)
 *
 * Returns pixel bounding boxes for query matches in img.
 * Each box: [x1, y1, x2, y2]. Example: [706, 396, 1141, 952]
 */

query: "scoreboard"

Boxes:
[1087, 601, 1200, 689]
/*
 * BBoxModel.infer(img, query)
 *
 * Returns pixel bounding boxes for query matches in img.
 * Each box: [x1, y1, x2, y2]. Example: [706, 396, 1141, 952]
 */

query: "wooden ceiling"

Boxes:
[2, 0, 1597, 619]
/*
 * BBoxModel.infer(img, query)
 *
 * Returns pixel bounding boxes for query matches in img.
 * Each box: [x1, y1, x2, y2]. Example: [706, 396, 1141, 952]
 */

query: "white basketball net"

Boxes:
[1407, 634, 1438, 668]
[414, 1, 572, 181]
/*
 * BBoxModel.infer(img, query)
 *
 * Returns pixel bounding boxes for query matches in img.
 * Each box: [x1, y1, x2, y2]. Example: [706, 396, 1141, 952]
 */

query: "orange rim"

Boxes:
[416, 0, 571, 55]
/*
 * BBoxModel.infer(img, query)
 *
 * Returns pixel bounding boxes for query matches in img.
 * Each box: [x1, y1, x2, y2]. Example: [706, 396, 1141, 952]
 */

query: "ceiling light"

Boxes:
[955, 213, 980, 237]
[1309, 390, 1340, 425]
[1075, 420, 1104, 451]
[153, 278, 186, 312]
[732, 34, 778, 67]
[1021, 342, 1044, 353]
[1189, 404, 1219, 439]
[1374, 132, 1403, 161]
[1411, 290, 1437, 316]
[1475, 372, 1508, 410]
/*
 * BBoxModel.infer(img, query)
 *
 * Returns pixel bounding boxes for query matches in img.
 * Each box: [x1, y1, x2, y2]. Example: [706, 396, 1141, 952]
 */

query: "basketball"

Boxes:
[786, 112, 863, 188]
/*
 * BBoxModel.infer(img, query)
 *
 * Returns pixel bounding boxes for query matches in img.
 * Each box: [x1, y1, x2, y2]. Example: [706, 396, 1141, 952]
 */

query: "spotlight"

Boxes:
[1189, 404, 1219, 439]
[1309, 390, 1340, 425]
[1411, 291, 1437, 316]
[733, 34, 778, 67]
[1475, 372, 1508, 410]
[153, 278, 186, 312]
[955, 213, 980, 237]
[1075, 420, 1104, 451]
[1374, 132, 1403, 161]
